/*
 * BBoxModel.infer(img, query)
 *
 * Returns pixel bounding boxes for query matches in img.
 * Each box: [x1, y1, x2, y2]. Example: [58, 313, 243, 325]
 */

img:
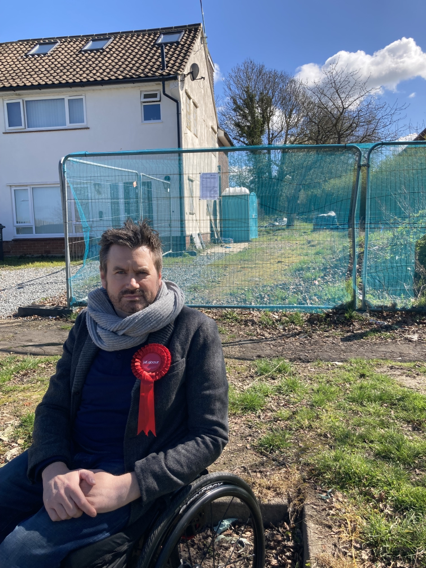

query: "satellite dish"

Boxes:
[190, 63, 199, 81]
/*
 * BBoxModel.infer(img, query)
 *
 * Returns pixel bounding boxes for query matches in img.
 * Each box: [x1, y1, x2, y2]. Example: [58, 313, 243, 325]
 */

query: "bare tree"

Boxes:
[218, 59, 306, 146]
[298, 63, 407, 144]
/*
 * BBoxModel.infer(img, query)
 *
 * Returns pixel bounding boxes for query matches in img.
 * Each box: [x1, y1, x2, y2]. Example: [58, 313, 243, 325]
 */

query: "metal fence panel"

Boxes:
[61, 145, 362, 309]
[363, 142, 426, 309]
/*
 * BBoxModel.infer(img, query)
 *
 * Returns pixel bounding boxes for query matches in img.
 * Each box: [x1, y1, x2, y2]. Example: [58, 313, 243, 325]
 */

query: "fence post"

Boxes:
[59, 158, 72, 308]
[361, 147, 375, 310]
[351, 149, 363, 310]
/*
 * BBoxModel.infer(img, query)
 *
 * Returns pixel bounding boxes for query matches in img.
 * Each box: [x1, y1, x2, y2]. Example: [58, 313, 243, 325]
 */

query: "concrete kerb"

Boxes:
[17, 305, 72, 318]
[256, 499, 328, 567]
[230, 497, 323, 567]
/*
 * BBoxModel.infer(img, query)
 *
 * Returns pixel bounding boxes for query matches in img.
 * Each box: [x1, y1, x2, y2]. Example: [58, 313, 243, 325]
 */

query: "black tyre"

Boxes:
[137, 472, 265, 568]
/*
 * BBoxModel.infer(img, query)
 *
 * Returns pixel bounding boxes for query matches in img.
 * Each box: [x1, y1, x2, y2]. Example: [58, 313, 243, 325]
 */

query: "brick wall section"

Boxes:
[3, 238, 84, 257]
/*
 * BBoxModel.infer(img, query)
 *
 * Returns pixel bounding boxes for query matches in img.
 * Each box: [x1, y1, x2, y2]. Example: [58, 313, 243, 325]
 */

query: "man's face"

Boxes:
[100, 245, 162, 315]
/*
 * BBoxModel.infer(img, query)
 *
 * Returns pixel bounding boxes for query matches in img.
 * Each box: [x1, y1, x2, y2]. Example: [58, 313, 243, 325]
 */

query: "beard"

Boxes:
[107, 286, 150, 315]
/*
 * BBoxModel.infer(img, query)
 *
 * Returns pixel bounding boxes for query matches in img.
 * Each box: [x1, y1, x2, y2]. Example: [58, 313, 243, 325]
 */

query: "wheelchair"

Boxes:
[62, 471, 266, 568]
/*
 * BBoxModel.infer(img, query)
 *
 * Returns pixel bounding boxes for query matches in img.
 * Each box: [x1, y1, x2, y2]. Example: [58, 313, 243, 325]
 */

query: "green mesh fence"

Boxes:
[363, 142, 426, 310]
[62, 145, 363, 309]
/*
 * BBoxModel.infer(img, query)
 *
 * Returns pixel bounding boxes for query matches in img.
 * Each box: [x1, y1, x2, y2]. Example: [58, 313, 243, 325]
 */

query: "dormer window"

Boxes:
[28, 42, 58, 55]
[155, 32, 183, 45]
[82, 38, 111, 51]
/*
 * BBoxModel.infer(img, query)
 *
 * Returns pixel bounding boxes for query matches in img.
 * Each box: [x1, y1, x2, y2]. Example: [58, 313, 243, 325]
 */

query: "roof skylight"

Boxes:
[28, 42, 58, 55]
[156, 32, 183, 45]
[82, 38, 111, 51]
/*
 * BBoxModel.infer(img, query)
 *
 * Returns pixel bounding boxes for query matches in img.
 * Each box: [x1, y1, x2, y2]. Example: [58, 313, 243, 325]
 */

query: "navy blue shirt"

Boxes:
[72, 344, 142, 460]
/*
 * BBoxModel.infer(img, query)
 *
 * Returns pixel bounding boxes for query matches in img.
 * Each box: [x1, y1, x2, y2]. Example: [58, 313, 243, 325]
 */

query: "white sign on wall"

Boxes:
[200, 173, 219, 200]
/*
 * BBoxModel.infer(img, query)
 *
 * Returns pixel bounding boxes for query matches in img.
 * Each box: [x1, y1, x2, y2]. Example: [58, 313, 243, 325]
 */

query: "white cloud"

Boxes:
[296, 38, 426, 93]
[409, 92, 416, 98]
[214, 63, 223, 84]
[397, 132, 418, 142]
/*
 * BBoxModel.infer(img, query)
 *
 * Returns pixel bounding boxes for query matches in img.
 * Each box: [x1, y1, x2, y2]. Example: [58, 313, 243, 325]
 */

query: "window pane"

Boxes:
[16, 226, 33, 235]
[84, 39, 110, 50]
[110, 184, 122, 227]
[143, 104, 161, 122]
[68, 98, 85, 124]
[142, 182, 154, 225]
[29, 42, 57, 55]
[26, 99, 66, 128]
[33, 187, 64, 234]
[124, 182, 140, 222]
[14, 189, 31, 224]
[73, 185, 91, 233]
[157, 32, 182, 44]
[6, 102, 23, 128]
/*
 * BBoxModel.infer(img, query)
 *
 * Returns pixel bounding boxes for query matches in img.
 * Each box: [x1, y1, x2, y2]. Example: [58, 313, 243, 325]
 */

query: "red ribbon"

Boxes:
[131, 344, 171, 436]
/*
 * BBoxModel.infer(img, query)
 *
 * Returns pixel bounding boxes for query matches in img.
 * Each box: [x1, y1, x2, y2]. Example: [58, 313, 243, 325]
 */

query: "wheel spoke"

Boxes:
[224, 515, 251, 568]
[199, 496, 235, 567]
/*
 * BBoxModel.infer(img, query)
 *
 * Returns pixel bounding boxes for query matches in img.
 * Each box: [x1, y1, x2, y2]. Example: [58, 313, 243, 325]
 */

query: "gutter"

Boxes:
[0, 74, 179, 93]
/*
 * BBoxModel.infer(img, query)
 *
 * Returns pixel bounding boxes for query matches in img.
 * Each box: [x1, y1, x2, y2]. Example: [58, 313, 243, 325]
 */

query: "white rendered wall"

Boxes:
[179, 34, 219, 237]
[0, 82, 179, 242]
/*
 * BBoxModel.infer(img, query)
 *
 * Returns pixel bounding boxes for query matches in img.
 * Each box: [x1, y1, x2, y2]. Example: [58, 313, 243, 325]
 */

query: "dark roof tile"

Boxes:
[0, 24, 201, 90]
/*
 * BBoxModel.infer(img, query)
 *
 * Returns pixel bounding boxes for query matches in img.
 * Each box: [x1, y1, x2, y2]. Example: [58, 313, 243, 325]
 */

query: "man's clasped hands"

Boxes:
[42, 461, 140, 522]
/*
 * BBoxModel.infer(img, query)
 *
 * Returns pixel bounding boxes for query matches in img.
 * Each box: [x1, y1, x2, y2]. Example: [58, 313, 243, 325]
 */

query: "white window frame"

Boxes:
[141, 94, 162, 123]
[10, 185, 84, 238]
[4, 100, 25, 130]
[82, 38, 112, 51]
[28, 41, 59, 56]
[141, 91, 161, 103]
[155, 31, 183, 45]
[4, 95, 87, 132]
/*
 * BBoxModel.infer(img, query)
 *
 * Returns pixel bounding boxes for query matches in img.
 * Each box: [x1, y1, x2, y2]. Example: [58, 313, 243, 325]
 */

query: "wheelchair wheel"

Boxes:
[137, 472, 265, 568]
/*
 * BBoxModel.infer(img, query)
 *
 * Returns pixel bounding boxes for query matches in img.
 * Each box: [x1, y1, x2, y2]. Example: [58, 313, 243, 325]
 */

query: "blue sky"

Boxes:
[1, 0, 425, 136]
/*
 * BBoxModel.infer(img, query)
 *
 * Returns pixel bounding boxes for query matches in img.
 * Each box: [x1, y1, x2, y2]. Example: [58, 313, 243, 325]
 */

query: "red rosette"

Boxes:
[131, 344, 171, 436]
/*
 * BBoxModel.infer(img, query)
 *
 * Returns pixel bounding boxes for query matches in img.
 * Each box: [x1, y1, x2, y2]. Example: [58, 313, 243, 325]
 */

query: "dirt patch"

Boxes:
[222, 335, 426, 362]
[0, 319, 70, 355]
[2, 308, 426, 362]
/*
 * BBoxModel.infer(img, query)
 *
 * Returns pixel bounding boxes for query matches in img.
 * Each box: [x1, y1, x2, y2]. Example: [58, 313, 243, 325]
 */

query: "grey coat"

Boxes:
[27, 306, 228, 524]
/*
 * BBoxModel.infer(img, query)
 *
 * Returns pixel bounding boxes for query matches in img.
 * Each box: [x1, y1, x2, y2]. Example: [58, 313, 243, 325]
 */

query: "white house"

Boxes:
[0, 23, 232, 256]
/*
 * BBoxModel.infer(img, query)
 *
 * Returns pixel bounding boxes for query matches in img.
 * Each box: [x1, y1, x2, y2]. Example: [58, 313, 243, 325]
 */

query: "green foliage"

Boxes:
[15, 412, 35, 449]
[0, 256, 67, 270]
[0, 356, 55, 384]
[286, 312, 304, 326]
[229, 384, 270, 414]
[255, 358, 292, 378]
[231, 87, 265, 146]
[256, 429, 291, 453]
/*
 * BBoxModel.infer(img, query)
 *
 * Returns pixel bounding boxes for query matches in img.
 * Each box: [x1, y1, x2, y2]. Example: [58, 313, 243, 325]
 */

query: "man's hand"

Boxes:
[42, 461, 98, 522]
[80, 471, 141, 514]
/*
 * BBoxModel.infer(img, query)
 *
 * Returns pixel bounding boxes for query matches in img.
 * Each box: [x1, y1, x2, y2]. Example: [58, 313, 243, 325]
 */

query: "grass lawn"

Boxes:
[0, 257, 67, 270]
[228, 357, 426, 567]
[0, 257, 83, 271]
[1, 352, 425, 566]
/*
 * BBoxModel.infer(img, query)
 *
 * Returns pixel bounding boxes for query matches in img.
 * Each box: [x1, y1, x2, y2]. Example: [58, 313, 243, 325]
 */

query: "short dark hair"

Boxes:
[99, 219, 163, 274]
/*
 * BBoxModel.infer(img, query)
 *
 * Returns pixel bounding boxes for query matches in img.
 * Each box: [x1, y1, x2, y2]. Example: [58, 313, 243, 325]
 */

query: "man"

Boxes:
[0, 220, 228, 567]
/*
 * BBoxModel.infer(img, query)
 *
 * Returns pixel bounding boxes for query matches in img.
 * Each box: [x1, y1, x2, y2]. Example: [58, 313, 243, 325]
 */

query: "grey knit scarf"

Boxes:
[86, 280, 185, 351]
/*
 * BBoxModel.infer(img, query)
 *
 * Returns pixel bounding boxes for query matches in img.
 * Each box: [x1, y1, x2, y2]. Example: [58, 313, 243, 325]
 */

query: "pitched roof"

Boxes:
[0, 24, 201, 91]
[414, 127, 426, 141]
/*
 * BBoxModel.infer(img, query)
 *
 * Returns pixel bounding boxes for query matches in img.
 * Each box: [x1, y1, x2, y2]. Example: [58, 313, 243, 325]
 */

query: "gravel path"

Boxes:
[0, 251, 229, 316]
[0, 267, 67, 318]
